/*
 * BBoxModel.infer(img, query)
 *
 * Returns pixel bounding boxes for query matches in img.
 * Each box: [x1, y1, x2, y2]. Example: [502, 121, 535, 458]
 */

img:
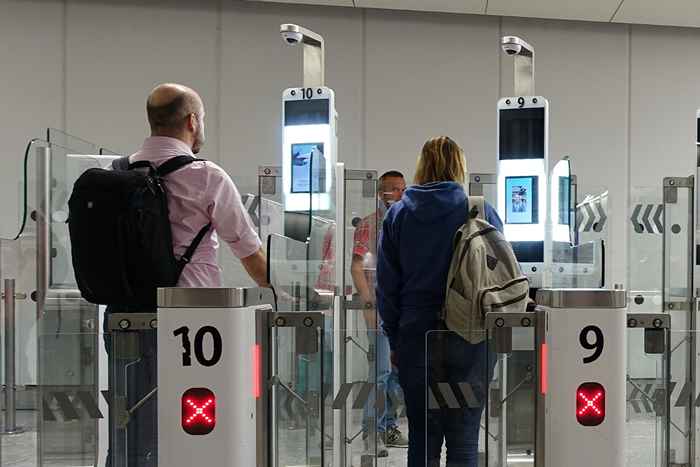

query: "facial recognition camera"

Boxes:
[280, 23, 322, 47]
[501, 36, 534, 57]
[502, 43, 522, 56]
[281, 28, 303, 46]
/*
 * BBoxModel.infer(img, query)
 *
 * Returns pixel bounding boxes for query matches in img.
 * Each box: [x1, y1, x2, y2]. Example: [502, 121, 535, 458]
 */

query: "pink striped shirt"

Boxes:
[130, 137, 262, 287]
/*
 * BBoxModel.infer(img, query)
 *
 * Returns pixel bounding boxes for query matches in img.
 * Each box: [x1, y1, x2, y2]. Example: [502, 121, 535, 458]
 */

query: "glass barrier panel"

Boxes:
[661, 180, 693, 466]
[37, 323, 108, 467]
[486, 326, 536, 467]
[108, 322, 158, 467]
[421, 329, 505, 467]
[273, 318, 325, 467]
[628, 186, 664, 314]
[626, 327, 669, 467]
[663, 181, 693, 310]
[342, 174, 382, 465]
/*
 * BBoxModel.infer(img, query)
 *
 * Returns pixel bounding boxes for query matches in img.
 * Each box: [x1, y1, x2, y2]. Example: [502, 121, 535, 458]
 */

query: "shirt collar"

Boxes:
[134, 136, 194, 160]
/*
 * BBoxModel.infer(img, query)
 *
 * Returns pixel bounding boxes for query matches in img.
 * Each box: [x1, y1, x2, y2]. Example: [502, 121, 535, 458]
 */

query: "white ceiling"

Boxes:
[249, 0, 700, 28]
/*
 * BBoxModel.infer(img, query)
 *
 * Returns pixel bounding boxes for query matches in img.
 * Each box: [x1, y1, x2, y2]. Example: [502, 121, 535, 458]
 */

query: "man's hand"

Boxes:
[390, 350, 399, 368]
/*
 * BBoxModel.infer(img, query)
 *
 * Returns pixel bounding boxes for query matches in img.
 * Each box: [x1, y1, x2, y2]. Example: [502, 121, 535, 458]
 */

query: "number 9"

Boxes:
[580, 325, 604, 364]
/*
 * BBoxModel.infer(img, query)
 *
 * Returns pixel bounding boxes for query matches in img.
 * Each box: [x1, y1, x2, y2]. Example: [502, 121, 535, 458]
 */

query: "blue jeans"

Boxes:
[363, 329, 403, 433]
[397, 326, 494, 467]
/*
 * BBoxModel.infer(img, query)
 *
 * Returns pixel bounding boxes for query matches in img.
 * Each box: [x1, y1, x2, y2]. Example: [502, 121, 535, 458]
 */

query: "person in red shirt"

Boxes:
[351, 171, 409, 453]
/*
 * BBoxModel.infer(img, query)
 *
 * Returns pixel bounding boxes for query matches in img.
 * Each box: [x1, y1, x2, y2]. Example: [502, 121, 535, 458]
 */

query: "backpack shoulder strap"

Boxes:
[112, 156, 131, 171]
[176, 223, 213, 274]
[156, 155, 206, 177]
[468, 196, 486, 222]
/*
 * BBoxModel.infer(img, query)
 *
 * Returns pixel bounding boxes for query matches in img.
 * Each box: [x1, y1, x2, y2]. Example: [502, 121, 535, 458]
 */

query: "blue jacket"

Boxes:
[376, 181, 503, 350]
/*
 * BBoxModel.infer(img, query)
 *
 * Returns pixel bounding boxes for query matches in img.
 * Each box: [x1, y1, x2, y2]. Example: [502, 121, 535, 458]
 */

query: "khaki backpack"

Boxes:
[442, 196, 529, 343]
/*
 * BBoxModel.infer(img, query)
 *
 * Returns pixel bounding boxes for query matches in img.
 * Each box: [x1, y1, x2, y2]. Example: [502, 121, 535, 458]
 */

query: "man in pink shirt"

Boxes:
[106, 83, 267, 467]
[131, 82, 267, 287]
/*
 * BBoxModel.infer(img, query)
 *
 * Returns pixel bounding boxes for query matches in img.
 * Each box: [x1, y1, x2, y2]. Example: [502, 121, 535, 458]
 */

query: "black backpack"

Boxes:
[68, 155, 211, 308]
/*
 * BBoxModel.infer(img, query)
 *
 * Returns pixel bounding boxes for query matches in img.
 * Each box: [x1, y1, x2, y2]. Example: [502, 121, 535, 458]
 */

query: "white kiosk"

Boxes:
[485, 290, 669, 467]
[156, 288, 274, 467]
[497, 36, 550, 289]
[536, 289, 627, 467]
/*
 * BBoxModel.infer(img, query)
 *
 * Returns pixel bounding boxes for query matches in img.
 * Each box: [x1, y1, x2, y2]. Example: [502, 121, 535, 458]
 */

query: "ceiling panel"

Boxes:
[253, 0, 354, 6]
[487, 0, 620, 22]
[355, 0, 486, 15]
[614, 0, 700, 28]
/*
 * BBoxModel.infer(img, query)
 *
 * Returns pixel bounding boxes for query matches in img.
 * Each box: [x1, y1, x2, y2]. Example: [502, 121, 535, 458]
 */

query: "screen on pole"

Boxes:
[291, 142, 325, 193]
[505, 176, 539, 225]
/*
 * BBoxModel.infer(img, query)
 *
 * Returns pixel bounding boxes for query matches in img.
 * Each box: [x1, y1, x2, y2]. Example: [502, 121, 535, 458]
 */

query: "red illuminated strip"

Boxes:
[540, 343, 548, 395]
[253, 344, 261, 399]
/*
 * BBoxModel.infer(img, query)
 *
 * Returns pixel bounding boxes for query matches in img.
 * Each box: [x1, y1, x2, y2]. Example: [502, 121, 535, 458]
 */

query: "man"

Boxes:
[107, 83, 267, 466]
[134, 82, 267, 287]
[351, 171, 409, 454]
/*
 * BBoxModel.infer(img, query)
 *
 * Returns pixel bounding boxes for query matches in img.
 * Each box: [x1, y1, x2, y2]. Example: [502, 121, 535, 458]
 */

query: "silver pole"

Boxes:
[36, 145, 51, 318]
[2, 279, 23, 435]
[36, 144, 50, 465]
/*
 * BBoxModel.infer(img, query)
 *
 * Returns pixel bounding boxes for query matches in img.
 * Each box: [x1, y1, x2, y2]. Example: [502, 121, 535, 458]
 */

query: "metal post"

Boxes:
[280, 24, 325, 88]
[501, 36, 535, 96]
[36, 144, 50, 466]
[333, 163, 347, 467]
[2, 279, 23, 435]
[36, 145, 50, 318]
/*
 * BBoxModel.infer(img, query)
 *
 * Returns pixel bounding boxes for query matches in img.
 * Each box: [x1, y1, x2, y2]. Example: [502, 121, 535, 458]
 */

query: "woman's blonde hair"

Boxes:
[414, 136, 467, 185]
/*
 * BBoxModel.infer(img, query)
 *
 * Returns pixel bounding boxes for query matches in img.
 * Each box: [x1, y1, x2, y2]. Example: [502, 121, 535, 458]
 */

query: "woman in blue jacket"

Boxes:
[376, 136, 503, 467]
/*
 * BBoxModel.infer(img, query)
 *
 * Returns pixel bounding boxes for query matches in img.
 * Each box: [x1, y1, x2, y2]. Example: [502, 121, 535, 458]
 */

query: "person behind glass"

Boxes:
[376, 136, 503, 467]
[351, 171, 409, 455]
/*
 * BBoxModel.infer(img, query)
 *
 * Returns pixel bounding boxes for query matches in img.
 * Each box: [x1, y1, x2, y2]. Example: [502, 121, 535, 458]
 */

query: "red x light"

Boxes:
[576, 382, 605, 426]
[182, 388, 216, 435]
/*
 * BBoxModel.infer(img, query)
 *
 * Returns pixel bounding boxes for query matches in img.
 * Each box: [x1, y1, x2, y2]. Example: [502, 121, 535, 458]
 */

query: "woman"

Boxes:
[376, 136, 503, 467]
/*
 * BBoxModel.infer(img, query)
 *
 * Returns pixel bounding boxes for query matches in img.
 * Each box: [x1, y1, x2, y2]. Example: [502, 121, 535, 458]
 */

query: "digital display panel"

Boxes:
[505, 176, 539, 225]
[576, 382, 605, 427]
[182, 387, 216, 435]
[291, 142, 325, 193]
[558, 176, 571, 225]
[499, 108, 545, 160]
[284, 99, 330, 126]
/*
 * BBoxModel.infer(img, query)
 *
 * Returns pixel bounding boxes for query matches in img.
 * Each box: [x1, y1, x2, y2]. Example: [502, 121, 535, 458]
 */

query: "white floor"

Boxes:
[0, 411, 664, 467]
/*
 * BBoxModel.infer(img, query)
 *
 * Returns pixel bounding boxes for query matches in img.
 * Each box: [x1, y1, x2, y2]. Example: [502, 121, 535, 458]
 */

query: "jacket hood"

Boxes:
[401, 181, 467, 223]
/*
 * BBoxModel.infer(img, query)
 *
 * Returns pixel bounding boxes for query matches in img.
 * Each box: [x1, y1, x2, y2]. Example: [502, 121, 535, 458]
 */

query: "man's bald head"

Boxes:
[147, 83, 206, 152]
[146, 83, 203, 134]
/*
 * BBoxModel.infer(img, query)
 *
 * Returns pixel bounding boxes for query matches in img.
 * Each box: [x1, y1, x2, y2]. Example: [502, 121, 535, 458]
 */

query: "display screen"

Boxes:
[499, 108, 545, 160]
[285, 99, 330, 126]
[576, 382, 605, 427]
[505, 176, 539, 224]
[182, 387, 216, 435]
[558, 176, 571, 225]
[291, 142, 325, 194]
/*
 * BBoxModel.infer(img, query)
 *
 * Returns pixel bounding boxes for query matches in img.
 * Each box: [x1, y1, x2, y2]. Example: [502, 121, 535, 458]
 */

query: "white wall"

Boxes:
[1, 0, 700, 289]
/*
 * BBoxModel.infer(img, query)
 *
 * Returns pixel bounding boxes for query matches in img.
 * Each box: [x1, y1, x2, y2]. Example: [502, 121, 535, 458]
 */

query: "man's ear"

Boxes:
[187, 113, 197, 132]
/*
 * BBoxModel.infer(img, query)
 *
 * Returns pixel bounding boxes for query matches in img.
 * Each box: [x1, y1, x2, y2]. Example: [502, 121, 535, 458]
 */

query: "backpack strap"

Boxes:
[468, 196, 486, 221]
[112, 156, 131, 171]
[176, 223, 213, 274]
[156, 155, 206, 177]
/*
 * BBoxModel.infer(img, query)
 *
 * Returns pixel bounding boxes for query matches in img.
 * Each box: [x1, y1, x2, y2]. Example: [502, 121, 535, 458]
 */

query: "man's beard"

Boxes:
[192, 129, 205, 154]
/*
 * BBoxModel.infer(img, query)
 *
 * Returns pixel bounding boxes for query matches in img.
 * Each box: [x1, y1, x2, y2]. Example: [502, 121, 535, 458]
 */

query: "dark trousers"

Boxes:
[104, 306, 158, 467]
[397, 327, 494, 467]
